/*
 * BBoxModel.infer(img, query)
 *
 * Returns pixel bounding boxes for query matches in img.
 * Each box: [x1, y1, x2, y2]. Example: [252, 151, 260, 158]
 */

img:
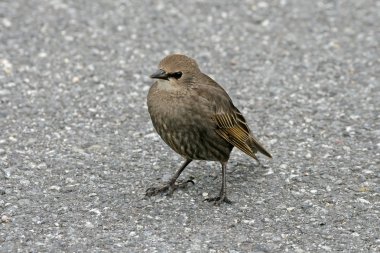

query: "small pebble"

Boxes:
[1, 215, 11, 223]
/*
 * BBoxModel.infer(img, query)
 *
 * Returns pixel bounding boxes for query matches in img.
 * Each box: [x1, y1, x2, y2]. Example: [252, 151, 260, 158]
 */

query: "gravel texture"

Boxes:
[0, 0, 379, 252]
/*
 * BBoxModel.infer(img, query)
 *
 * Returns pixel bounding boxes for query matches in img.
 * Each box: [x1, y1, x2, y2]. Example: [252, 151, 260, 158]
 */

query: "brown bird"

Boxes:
[146, 54, 272, 204]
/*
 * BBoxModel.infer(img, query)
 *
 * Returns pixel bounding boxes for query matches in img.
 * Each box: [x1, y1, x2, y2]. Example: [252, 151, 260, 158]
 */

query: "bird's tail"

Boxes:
[248, 135, 272, 158]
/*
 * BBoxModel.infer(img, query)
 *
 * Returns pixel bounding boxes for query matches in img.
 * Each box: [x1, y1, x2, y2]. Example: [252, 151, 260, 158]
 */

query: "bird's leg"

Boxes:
[146, 159, 193, 197]
[204, 162, 232, 205]
[166, 159, 194, 195]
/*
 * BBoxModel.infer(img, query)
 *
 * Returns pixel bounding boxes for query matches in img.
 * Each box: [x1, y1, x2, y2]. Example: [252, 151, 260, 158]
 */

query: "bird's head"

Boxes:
[150, 54, 200, 87]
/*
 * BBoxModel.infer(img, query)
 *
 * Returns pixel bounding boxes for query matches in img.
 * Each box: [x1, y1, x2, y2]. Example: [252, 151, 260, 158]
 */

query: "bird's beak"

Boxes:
[150, 69, 169, 80]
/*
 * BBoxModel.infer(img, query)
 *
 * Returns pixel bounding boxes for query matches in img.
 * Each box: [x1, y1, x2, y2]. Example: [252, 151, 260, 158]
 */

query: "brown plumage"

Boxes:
[146, 54, 272, 204]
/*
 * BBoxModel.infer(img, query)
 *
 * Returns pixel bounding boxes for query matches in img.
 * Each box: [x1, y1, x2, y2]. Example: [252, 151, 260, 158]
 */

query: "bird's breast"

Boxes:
[147, 87, 232, 161]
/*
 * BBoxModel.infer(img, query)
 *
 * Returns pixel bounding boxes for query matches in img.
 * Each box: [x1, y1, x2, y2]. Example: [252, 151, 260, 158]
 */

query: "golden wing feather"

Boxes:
[192, 75, 272, 159]
[214, 112, 259, 160]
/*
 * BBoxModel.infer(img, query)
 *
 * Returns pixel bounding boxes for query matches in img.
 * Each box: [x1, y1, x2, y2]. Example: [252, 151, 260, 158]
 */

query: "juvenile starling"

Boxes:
[146, 54, 272, 204]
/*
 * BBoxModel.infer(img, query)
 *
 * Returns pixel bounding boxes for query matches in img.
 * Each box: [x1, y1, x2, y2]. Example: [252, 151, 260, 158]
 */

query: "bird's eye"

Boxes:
[170, 72, 182, 79]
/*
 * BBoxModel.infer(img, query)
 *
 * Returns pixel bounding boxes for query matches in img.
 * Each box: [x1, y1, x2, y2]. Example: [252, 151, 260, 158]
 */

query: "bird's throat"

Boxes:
[156, 79, 180, 92]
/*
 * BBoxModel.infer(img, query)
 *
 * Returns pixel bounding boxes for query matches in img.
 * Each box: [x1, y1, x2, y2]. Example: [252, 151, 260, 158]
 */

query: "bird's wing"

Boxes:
[194, 74, 272, 160]
[214, 109, 272, 160]
[214, 110, 258, 160]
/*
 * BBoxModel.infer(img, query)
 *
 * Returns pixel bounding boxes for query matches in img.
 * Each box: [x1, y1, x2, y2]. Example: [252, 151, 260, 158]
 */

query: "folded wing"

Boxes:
[194, 73, 272, 160]
[214, 109, 271, 160]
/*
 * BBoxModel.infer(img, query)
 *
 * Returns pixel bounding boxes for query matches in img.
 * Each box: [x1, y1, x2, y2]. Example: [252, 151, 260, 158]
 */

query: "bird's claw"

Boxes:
[145, 179, 195, 197]
[145, 184, 170, 196]
[204, 195, 232, 205]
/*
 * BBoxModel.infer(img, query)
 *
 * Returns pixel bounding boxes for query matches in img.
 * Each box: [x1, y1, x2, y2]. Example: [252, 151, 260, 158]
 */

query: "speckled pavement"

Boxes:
[0, 0, 379, 252]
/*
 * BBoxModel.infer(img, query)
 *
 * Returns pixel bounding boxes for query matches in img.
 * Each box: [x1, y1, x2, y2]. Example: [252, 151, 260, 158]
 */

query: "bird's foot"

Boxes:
[145, 183, 170, 196]
[145, 178, 195, 197]
[204, 194, 232, 205]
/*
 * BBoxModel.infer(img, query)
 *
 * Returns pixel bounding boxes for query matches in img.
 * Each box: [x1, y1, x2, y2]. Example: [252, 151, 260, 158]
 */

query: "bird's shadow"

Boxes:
[228, 158, 269, 179]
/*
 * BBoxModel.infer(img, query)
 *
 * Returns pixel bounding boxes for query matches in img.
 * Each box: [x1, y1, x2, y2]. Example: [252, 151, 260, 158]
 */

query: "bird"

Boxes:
[146, 54, 272, 205]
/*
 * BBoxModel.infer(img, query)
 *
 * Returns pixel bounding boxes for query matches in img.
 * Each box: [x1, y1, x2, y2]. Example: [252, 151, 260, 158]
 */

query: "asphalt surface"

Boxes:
[0, 0, 379, 252]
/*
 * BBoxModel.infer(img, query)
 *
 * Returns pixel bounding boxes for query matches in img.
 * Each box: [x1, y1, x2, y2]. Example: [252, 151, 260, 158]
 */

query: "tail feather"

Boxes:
[248, 136, 272, 158]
